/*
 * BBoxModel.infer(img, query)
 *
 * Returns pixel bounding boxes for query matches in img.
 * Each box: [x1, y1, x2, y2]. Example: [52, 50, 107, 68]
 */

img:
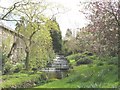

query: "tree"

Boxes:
[48, 18, 62, 53]
[65, 29, 72, 39]
[1, 0, 61, 70]
[62, 29, 79, 55]
[79, 1, 119, 56]
[15, 5, 55, 70]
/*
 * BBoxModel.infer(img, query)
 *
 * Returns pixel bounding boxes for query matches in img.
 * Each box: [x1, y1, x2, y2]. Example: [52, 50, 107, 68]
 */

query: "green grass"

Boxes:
[35, 54, 118, 88]
[1, 53, 118, 88]
[35, 63, 118, 88]
[69, 59, 76, 65]
[1, 72, 42, 88]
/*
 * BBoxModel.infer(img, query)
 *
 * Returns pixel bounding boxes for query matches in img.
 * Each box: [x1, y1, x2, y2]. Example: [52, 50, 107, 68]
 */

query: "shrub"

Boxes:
[89, 55, 98, 60]
[84, 51, 93, 56]
[2, 54, 7, 65]
[107, 57, 118, 65]
[41, 73, 48, 81]
[3, 61, 13, 75]
[13, 63, 23, 73]
[97, 62, 104, 66]
[76, 58, 92, 66]
[32, 68, 37, 73]
[74, 55, 84, 61]
[69, 64, 74, 69]
[67, 54, 85, 61]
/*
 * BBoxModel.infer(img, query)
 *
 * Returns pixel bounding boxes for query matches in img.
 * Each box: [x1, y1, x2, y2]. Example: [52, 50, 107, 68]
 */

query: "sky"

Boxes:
[0, 0, 90, 37]
[47, 0, 90, 37]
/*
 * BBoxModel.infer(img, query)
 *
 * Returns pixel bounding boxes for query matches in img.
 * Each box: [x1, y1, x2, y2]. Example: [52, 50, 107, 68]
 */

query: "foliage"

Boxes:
[2, 34, 14, 55]
[76, 58, 92, 66]
[65, 29, 72, 38]
[78, 1, 119, 56]
[67, 53, 80, 61]
[67, 52, 94, 62]
[96, 62, 104, 66]
[67, 52, 93, 66]
[1, 72, 42, 88]
[3, 0, 61, 70]
[3, 60, 24, 74]
[13, 63, 24, 73]
[1, 0, 63, 72]
[3, 60, 14, 74]
[49, 19, 62, 53]
[61, 40, 72, 56]
[28, 27, 54, 69]
[99, 56, 118, 65]
[62, 28, 80, 55]
[0, 0, 119, 88]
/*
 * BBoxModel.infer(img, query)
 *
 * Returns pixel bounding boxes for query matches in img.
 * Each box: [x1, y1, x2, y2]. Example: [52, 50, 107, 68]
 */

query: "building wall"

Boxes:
[0, 24, 26, 64]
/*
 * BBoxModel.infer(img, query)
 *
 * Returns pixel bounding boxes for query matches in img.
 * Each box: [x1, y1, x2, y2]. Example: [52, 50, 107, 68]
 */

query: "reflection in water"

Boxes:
[45, 69, 68, 79]
[42, 55, 69, 79]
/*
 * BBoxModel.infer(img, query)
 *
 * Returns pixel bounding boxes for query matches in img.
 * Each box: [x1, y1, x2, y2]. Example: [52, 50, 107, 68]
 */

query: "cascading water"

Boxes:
[41, 55, 69, 79]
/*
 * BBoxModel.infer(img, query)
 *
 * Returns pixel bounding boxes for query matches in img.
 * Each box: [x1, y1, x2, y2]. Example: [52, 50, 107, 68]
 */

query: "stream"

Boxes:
[41, 55, 69, 79]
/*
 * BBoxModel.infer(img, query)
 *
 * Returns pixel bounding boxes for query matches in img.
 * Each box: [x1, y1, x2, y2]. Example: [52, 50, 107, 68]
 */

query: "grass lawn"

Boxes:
[1, 72, 42, 88]
[35, 64, 118, 88]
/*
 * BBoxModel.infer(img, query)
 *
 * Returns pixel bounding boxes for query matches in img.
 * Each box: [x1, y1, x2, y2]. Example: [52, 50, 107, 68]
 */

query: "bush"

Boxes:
[32, 68, 37, 73]
[98, 56, 118, 65]
[84, 51, 93, 56]
[3, 61, 13, 75]
[107, 57, 118, 65]
[2, 54, 7, 65]
[89, 55, 98, 60]
[74, 55, 84, 61]
[108, 61, 118, 65]
[67, 54, 85, 61]
[69, 64, 74, 69]
[76, 58, 92, 66]
[13, 63, 23, 73]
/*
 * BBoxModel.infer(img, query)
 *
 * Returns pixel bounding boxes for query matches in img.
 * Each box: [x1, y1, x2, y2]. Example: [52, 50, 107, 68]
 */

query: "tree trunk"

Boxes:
[25, 47, 29, 70]
[7, 42, 17, 58]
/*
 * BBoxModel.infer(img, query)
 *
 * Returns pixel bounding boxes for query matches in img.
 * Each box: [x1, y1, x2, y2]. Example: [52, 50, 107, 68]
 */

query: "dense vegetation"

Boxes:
[0, 0, 119, 89]
[1, 0, 62, 74]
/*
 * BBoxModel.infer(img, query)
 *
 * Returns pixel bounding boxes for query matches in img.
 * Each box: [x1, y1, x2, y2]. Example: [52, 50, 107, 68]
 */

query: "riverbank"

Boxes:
[35, 65, 118, 88]
[35, 54, 118, 88]
[0, 72, 47, 88]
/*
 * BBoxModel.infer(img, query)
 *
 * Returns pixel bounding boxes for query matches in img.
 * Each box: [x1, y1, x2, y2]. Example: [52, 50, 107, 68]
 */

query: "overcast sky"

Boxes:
[47, 0, 89, 37]
[0, 0, 90, 37]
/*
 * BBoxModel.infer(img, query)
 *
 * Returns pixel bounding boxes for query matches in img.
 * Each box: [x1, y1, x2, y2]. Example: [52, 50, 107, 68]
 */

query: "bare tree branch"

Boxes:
[0, 1, 30, 20]
[1, 2, 20, 19]
[0, 18, 21, 21]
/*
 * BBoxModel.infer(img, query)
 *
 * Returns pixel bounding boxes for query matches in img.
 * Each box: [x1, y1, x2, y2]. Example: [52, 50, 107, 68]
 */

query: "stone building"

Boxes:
[0, 23, 25, 64]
